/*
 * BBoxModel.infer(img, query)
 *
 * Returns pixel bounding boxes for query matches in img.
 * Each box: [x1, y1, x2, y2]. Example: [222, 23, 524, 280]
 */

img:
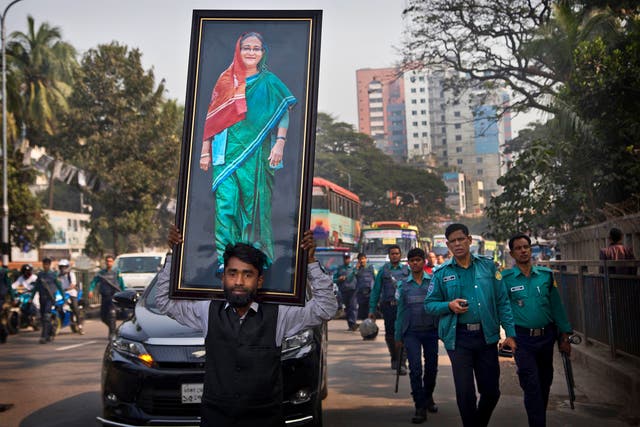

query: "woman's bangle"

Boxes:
[200, 152, 210, 158]
[276, 136, 286, 141]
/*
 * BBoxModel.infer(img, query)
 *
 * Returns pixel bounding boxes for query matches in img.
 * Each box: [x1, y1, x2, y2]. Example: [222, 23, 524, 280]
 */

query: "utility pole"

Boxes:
[1, 0, 24, 265]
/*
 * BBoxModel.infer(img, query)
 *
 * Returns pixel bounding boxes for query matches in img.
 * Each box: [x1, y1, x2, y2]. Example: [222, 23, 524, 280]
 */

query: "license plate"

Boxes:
[181, 383, 203, 404]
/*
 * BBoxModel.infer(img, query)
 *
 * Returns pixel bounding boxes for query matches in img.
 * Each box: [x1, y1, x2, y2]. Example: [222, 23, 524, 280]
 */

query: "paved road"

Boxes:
[0, 318, 631, 427]
[323, 319, 629, 426]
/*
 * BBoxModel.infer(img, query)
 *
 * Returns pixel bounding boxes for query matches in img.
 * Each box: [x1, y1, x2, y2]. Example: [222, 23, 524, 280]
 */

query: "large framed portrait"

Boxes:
[170, 10, 322, 305]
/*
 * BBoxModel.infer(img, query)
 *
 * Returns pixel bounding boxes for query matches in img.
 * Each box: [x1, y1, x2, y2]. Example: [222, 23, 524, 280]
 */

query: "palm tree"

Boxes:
[7, 15, 78, 207]
[8, 15, 77, 139]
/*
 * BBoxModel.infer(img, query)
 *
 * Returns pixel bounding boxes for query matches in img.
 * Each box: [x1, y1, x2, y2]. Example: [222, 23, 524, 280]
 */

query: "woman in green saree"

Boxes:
[200, 32, 296, 267]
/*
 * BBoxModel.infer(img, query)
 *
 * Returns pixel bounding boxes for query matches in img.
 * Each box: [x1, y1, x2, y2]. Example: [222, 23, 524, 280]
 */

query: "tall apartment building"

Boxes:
[356, 67, 511, 215]
[356, 68, 406, 160]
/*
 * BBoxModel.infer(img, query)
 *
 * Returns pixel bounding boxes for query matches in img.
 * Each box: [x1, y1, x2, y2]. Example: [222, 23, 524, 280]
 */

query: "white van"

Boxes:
[114, 252, 166, 293]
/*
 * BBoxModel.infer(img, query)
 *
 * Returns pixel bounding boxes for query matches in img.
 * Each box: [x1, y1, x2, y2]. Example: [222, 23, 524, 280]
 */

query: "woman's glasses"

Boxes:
[240, 46, 263, 53]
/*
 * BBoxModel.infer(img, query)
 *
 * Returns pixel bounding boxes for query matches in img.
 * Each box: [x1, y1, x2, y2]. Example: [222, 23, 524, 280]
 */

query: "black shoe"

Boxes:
[427, 402, 438, 413]
[399, 365, 407, 375]
[411, 408, 427, 424]
[39, 337, 47, 344]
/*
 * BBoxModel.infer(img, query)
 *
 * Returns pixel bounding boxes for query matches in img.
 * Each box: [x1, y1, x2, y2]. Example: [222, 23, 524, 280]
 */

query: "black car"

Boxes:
[97, 275, 328, 427]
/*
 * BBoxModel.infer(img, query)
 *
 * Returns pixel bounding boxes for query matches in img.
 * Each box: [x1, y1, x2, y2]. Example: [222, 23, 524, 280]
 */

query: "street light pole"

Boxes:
[1, 0, 23, 265]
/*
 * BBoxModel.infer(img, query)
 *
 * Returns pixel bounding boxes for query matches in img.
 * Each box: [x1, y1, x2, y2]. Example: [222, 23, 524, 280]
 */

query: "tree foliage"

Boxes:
[60, 42, 182, 255]
[402, 0, 556, 114]
[7, 15, 77, 145]
[7, 151, 53, 251]
[403, 1, 640, 237]
[314, 113, 448, 236]
[485, 2, 640, 239]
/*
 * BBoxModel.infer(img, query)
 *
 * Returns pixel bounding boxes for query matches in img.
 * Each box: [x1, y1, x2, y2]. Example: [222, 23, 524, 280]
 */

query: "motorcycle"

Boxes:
[51, 290, 85, 336]
[7, 292, 40, 334]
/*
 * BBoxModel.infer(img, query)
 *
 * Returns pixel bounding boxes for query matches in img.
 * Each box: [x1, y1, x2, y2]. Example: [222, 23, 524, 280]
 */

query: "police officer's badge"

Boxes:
[495, 271, 502, 280]
[427, 282, 435, 296]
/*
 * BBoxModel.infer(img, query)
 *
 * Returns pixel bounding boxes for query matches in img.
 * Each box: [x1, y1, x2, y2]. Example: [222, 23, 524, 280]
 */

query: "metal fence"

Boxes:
[542, 259, 640, 360]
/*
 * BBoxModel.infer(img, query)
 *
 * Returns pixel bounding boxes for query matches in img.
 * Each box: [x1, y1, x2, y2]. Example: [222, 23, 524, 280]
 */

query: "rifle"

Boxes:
[561, 334, 581, 410]
[561, 352, 576, 409]
[395, 345, 404, 393]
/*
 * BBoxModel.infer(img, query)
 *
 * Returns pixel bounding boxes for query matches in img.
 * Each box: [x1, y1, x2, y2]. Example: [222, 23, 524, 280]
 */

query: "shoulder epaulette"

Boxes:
[432, 262, 448, 274]
[500, 268, 515, 278]
[535, 265, 554, 274]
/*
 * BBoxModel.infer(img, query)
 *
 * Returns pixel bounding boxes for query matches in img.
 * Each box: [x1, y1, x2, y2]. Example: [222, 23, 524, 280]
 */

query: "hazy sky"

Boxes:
[4, 0, 538, 133]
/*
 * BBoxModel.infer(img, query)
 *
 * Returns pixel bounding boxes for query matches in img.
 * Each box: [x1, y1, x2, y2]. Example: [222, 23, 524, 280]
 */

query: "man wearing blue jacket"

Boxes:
[394, 248, 439, 423]
[425, 223, 516, 427]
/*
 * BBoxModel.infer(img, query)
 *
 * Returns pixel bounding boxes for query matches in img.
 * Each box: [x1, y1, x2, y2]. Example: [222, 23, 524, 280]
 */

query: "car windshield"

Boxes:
[116, 256, 163, 274]
[141, 274, 161, 314]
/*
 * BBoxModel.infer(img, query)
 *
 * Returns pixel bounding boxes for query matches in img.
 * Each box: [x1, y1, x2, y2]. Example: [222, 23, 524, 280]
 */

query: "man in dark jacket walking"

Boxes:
[31, 258, 65, 343]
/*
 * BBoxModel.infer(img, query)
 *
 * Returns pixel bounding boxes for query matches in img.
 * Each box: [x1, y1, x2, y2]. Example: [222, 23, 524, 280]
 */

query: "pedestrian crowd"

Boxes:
[0, 255, 127, 344]
[2, 222, 630, 427]
[333, 223, 576, 427]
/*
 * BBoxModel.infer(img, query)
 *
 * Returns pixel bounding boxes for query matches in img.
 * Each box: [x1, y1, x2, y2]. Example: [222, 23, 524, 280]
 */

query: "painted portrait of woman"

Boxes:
[173, 11, 321, 303]
[199, 32, 296, 270]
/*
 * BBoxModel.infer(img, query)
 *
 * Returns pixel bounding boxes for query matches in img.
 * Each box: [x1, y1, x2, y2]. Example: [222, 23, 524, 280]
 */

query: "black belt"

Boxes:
[458, 323, 481, 331]
[515, 324, 551, 337]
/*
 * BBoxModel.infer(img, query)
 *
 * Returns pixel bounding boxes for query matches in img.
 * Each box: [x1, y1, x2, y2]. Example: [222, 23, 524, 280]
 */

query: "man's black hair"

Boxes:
[407, 247, 425, 260]
[357, 252, 366, 259]
[223, 242, 267, 276]
[42, 257, 52, 264]
[609, 227, 623, 243]
[445, 223, 469, 239]
[508, 233, 532, 251]
[387, 244, 401, 254]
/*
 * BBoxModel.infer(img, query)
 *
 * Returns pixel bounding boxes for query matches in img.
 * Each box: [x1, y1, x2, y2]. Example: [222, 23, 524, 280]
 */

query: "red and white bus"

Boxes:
[311, 177, 361, 248]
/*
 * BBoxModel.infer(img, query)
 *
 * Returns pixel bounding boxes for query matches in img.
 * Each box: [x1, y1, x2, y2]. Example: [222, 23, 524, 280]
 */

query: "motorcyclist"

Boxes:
[12, 264, 40, 329]
[12, 264, 38, 293]
[58, 259, 84, 334]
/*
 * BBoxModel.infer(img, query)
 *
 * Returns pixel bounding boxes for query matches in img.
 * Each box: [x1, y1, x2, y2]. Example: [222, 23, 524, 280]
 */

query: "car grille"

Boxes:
[145, 344, 206, 369]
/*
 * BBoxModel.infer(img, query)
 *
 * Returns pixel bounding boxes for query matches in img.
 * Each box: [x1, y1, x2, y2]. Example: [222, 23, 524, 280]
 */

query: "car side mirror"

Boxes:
[113, 289, 138, 309]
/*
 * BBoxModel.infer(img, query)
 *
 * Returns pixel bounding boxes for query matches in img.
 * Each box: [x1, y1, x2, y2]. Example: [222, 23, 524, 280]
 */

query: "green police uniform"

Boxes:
[502, 264, 572, 427]
[425, 254, 515, 350]
[502, 265, 571, 332]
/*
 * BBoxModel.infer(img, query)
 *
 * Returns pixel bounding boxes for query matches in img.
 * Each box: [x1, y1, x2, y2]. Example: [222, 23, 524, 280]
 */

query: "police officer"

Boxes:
[502, 233, 572, 427]
[88, 255, 126, 338]
[394, 248, 439, 423]
[334, 253, 358, 331]
[0, 261, 15, 344]
[31, 258, 65, 344]
[354, 253, 375, 320]
[369, 245, 410, 373]
[425, 223, 516, 427]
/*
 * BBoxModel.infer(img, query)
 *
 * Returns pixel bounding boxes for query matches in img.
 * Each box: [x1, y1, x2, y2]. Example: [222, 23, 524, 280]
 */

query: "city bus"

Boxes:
[310, 177, 361, 248]
[359, 221, 421, 261]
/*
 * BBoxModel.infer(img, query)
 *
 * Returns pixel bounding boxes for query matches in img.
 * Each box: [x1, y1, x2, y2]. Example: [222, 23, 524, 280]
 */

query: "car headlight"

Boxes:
[281, 328, 314, 360]
[112, 337, 155, 367]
